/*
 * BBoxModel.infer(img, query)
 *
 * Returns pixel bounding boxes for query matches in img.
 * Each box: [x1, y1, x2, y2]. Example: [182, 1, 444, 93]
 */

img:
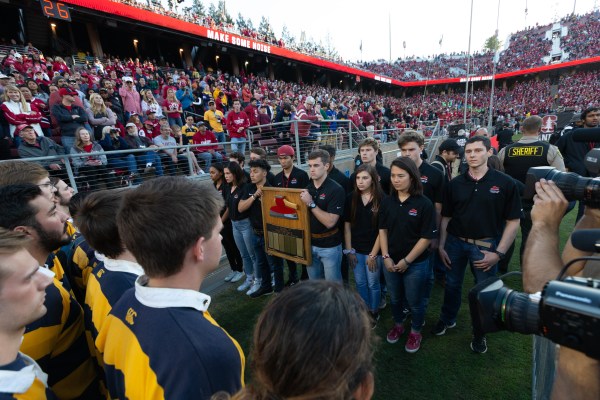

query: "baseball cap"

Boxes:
[15, 124, 34, 135]
[58, 87, 78, 97]
[277, 145, 295, 157]
[145, 110, 156, 115]
[125, 123, 137, 128]
[439, 139, 460, 153]
[122, 76, 133, 83]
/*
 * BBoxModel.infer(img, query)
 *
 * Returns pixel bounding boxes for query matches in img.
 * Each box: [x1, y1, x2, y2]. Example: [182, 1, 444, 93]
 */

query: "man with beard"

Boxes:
[0, 184, 101, 399]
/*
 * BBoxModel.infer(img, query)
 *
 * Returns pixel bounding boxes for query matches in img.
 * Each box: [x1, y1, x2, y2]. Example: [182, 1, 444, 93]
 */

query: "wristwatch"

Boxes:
[309, 202, 316, 209]
[494, 250, 506, 260]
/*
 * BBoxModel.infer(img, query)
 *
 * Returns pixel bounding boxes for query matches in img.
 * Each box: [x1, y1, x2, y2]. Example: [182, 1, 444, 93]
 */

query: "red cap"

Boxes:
[15, 124, 34, 135]
[58, 87, 78, 97]
[277, 145, 295, 157]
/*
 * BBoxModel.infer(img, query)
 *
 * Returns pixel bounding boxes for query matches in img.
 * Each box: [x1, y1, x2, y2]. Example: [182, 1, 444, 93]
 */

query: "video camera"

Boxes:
[524, 127, 600, 208]
[469, 229, 600, 360]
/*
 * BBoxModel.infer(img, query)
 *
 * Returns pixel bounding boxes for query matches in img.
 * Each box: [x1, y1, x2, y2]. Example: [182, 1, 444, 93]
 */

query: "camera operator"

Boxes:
[523, 179, 600, 400]
[556, 107, 600, 221]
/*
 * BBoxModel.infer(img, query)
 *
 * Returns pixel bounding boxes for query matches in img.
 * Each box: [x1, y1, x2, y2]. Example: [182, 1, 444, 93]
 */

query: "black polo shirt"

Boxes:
[442, 169, 522, 239]
[241, 182, 271, 231]
[224, 184, 250, 222]
[328, 166, 351, 194]
[379, 194, 435, 263]
[306, 177, 345, 248]
[418, 162, 444, 205]
[274, 166, 310, 189]
[344, 194, 384, 254]
[350, 163, 391, 194]
[214, 181, 229, 217]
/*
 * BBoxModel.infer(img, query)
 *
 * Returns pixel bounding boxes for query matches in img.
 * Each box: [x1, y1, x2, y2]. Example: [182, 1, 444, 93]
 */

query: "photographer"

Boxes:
[523, 179, 600, 400]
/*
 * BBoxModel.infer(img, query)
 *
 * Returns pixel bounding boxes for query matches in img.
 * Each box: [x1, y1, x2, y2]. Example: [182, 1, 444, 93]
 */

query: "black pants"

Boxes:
[222, 221, 243, 272]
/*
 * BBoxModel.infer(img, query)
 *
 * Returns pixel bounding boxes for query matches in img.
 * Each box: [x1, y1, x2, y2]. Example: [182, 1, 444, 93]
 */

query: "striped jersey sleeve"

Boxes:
[0, 353, 57, 400]
[83, 262, 139, 366]
[96, 290, 245, 400]
[21, 272, 102, 400]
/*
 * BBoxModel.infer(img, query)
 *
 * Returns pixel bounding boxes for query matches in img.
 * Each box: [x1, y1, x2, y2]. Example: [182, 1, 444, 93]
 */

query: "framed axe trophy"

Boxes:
[261, 187, 312, 265]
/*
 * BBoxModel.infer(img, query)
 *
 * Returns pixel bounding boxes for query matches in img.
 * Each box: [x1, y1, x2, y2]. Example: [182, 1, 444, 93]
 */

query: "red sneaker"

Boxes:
[386, 324, 405, 344]
[405, 332, 422, 353]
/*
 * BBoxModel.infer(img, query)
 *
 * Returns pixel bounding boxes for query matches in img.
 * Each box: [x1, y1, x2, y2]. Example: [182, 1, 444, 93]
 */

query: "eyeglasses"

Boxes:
[38, 182, 56, 189]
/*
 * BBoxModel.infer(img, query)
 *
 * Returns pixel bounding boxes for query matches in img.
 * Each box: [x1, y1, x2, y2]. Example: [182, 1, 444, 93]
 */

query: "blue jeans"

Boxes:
[230, 137, 247, 155]
[135, 152, 164, 176]
[440, 234, 498, 325]
[354, 253, 382, 312]
[108, 155, 140, 183]
[61, 136, 75, 154]
[168, 116, 183, 127]
[196, 151, 224, 172]
[383, 259, 431, 331]
[307, 244, 342, 282]
[231, 218, 256, 278]
[214, 131, 226, 152]
[253, 233, 284, 291]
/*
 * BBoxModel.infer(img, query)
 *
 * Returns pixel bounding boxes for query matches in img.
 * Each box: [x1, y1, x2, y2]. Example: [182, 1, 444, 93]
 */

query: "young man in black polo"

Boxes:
[352, 138, 390, 194]
[238, 159, 283, 297]
[432, 136, 522, 354]
[397, 130, 445, 299]
[300, 150, 345, 281]
[431, 138, 460, 184]
[320, 145, 350, 193]
[274, 144, 309, 285]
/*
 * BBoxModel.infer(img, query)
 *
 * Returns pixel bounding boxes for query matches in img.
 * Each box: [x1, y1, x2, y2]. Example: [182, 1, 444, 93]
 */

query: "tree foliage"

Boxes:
[483, 34, 502, 52]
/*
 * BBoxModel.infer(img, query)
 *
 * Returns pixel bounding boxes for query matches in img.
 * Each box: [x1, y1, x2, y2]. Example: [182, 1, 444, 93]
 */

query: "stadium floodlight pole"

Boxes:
[487, 0, 502, 132]
[463, 0, 474, 125]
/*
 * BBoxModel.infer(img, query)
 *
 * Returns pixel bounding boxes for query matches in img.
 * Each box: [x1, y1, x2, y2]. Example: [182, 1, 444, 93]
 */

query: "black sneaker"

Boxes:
[431, 320, 456, 336]
[285, 279, 299, 287]
[370, 312, 380, 330]
[470, 335, 488, 354]
[249, 286, 274, 298]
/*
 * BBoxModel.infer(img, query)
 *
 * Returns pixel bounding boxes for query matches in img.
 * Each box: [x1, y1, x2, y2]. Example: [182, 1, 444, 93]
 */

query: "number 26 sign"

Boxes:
[40, 0, 72, 22]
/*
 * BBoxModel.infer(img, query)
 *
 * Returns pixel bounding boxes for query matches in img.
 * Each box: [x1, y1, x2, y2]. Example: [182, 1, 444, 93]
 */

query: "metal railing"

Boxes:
[5, 118, 443, 192]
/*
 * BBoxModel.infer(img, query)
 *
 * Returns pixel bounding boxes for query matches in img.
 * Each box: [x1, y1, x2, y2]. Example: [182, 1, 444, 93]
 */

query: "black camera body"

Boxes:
[469, 275, 600, 360]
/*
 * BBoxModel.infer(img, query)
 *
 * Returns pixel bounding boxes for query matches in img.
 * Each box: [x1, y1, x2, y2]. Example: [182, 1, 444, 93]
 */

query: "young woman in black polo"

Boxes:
[211, 163, 244, 284]
[344, 164, 384, 327]
[379, 157, 435, 353]
[224, 162, 257, 294]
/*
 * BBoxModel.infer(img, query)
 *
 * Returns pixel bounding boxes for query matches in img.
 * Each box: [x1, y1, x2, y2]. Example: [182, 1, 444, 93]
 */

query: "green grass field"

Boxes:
[209, 206, 577, 400]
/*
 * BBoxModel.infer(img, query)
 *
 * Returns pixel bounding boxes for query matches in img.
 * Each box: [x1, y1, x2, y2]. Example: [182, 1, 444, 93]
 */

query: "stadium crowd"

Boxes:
[110, 1, 598, 79]
[1, 5, 600, 400]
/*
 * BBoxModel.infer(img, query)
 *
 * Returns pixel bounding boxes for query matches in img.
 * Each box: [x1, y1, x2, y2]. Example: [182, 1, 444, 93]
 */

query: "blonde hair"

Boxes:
[89, 93, 108, 116]
[3, 85, 30, 112]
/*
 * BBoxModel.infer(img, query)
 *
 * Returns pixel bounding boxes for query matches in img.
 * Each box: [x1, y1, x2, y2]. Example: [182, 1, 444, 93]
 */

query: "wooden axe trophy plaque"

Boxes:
[261, 187, 312, 265]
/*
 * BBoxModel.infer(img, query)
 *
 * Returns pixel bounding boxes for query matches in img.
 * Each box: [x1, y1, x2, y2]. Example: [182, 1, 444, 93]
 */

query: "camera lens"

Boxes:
[498, 289, 540, 335]
[525, 167, 600, 208]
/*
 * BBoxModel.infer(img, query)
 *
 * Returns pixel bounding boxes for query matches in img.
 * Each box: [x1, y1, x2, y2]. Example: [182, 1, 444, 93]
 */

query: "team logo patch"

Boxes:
[490, 186, 500, 194]
[234, 194, 239, 199]
[319, 193, 326, 200]
[541, 115, 557, 133]
[421, 175, 428, 183]
[408, 208, 418, 216]
[126, 308, 137, 325]
[291, 178, 297, 184]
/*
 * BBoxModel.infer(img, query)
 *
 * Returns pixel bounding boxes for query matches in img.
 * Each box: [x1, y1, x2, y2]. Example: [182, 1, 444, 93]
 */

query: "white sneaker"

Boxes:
[230, 271, 244, 283]
[237, 278, 252, 292]
[246, 280, 261, 296]
[224, 271, 236, 282]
